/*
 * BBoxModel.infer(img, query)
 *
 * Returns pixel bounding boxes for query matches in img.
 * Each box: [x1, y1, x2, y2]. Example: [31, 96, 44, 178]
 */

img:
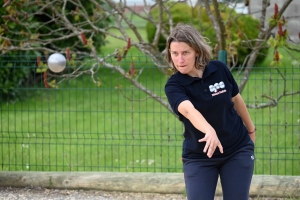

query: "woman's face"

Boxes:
[169, 42, 199, 76]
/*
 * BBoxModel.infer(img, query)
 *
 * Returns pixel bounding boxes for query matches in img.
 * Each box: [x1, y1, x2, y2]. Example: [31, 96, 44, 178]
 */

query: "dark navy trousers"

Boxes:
[183, 141, 254, 200]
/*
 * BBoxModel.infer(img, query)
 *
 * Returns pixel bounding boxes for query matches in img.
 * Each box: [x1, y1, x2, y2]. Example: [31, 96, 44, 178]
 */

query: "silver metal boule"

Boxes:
[47, 53, 66, 73]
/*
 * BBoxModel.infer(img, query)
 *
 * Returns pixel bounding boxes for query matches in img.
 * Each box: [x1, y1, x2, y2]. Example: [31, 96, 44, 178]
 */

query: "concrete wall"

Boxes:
[249, 0, 300, 42]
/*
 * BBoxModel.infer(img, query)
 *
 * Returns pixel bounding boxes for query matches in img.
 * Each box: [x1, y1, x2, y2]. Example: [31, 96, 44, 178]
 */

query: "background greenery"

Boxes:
[146, 3, 268, 65]
[0, 19, 299, 175]
[0, 0, 109, 103]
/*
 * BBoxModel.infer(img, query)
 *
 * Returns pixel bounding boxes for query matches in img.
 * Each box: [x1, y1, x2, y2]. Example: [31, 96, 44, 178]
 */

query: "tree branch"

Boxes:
[247, 90, 300, 109]
[239, 0, 294, 93]
[247, 66, 299, 109]
[203, 0, 226, 50]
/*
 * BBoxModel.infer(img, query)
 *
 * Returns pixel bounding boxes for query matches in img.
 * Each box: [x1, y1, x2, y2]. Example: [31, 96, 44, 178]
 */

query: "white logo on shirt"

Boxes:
[209, 81, 226, 96]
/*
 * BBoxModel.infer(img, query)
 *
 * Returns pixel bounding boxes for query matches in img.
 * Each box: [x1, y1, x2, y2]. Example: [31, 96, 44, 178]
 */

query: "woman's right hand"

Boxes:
[198, 129, 223, 158]
[178, 100, 224, 158]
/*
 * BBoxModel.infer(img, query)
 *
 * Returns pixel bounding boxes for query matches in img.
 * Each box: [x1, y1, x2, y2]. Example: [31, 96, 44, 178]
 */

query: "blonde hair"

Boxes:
[165, 23, 212, 72]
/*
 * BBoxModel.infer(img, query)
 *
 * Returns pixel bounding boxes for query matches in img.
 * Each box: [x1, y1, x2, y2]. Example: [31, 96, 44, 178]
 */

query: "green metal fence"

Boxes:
[0, 54, 299, 175]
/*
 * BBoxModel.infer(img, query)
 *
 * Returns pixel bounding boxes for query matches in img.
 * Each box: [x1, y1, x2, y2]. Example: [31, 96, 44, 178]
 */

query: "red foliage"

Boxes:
[127, 38, 131, 50]
[122, 49, 128, 58]
[282, 16, 285, 24]
[128, 62, 136, 76]
[81, 33, 87, 45]
[274, 50, 279, 62]
[37, 56, 41, 67]
[238, 30, 243, 39]
[43, 71, 49, 88]
[117, 52, 122, 61]
[66, 47, 71, 61]
[274, 3, 278, 19]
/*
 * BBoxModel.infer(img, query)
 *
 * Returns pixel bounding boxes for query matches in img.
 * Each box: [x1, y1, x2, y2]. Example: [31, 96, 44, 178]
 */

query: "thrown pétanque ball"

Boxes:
[47, 53, 66, 73]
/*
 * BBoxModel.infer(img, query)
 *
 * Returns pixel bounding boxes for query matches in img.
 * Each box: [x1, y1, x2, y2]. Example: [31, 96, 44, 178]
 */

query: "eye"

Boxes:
[183, 51, 189, 55]
[171, 52, 178, 56]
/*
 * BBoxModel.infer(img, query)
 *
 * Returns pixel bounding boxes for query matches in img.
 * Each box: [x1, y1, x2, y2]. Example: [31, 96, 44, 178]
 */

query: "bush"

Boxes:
[0, 1, 111, 103]
[0, 53, 37, 103]
[146, 3, 267, 66]
[146, 3, 193, 52]
[0, 4, 37, 103]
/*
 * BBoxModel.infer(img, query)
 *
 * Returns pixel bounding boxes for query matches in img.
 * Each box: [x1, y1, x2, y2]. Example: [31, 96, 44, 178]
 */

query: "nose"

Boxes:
[178, 54, 184, 63]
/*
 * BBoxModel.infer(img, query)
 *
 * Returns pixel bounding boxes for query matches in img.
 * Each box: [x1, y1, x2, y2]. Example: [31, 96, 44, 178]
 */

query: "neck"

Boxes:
[188, 68, 203, 78]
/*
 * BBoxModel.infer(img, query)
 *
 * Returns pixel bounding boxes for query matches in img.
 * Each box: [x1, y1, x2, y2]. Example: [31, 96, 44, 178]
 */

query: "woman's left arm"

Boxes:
[232, 93, 256, 143]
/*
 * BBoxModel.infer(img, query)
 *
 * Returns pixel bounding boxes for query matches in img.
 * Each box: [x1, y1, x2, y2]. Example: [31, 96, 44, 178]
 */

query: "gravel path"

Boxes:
[0, 186, 187, 200]
[0, 186, 294, 200]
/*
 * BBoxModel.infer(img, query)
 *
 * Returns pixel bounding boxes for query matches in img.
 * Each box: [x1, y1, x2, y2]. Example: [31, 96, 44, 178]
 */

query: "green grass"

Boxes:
[235, 67, 300, 175]
[0, 65, 184, 172]
[234, 45, 300, 175]
[0, 27, 299, 175]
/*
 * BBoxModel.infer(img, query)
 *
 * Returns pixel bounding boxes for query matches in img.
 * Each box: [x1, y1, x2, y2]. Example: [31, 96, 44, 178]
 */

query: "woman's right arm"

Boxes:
[178, 100, 223, 158]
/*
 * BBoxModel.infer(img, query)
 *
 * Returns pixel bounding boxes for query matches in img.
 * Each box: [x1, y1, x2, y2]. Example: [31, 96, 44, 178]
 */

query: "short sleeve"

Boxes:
[220, 62, 239, 97]
[164, 77, 189, 117]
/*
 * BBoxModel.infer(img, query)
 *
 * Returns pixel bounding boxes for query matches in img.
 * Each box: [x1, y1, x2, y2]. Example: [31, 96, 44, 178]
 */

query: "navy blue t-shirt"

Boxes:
[165, 60, 250, 159]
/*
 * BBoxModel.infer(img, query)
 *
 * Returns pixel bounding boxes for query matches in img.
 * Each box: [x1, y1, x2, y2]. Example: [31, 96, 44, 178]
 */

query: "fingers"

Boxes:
[198, 136, 223, 158]
[202, 141, 209, 154]
[207, 147, 214, 158]
[249, 134, 256, 143]
[206, 144, 220, 158]
[218, 143, 223, 154]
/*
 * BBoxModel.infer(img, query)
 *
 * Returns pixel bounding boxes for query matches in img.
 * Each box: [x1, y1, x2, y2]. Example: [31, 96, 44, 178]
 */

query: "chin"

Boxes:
[179, 70, 188, 74]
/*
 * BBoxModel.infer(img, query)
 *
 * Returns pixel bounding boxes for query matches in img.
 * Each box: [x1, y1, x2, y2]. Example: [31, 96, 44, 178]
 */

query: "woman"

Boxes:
[164, 23, 256, 200]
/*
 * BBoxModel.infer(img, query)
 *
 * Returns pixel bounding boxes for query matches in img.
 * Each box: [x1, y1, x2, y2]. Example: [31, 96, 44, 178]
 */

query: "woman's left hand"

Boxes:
[249, 132, 256, 143]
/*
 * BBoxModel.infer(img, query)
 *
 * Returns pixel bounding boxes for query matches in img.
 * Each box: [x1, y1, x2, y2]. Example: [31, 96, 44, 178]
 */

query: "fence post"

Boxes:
[218, 50, 227, 65]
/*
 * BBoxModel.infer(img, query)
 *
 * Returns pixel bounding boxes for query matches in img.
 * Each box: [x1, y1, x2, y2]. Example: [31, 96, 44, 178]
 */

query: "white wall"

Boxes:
[249, 0, 300, 42]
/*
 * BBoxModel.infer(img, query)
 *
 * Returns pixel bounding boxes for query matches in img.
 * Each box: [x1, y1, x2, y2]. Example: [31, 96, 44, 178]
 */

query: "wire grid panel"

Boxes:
[0, 55, 299, 175]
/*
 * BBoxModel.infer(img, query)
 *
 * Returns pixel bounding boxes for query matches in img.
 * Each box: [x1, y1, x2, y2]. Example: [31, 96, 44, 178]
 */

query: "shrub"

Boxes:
[0, 53, 36, 103]
[146, 3, 267, 66]
[146, 3, 193, 52]
[0, 1, 111, 103]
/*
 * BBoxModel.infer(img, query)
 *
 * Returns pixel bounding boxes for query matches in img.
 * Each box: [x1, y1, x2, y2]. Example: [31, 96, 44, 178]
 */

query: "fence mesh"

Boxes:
[0, 54, 299, 175]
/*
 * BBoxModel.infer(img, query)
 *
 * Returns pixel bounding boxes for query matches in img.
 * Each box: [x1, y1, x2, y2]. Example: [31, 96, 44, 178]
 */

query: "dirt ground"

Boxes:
[0, 186, 296, 200]
[0, 186, 186, 200]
